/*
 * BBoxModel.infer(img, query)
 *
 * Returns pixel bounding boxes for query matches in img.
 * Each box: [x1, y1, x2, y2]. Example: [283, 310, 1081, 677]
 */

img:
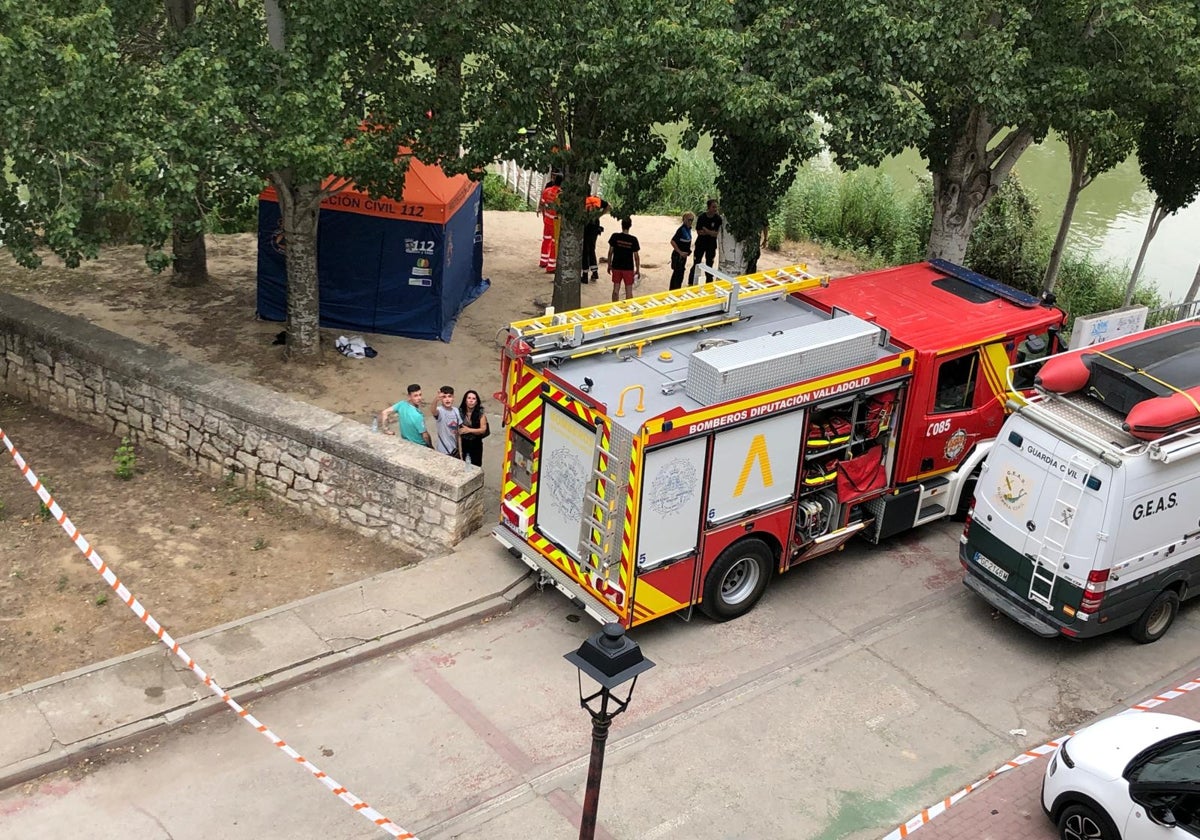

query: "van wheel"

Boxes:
[1131, 590, 1180, 644]
[700, 539, 773, 622]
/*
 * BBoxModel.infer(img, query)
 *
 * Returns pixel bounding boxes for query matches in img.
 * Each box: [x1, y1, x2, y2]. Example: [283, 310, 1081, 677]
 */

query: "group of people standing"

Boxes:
[669, 199, 723, 290]
[536, 172, 724, 300]
[377, 384, 489, 467]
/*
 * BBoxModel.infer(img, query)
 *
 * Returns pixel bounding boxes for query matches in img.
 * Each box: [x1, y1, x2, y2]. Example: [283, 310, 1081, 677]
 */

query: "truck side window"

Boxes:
[934, 354, 978, 413]
[1012, 332, 1050, 390]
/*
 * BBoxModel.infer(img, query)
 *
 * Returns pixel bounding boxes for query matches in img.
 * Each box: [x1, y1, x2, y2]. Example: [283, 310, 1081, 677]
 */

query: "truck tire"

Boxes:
[700, 539, 773, 622]
[1130, 590, 1180, 644]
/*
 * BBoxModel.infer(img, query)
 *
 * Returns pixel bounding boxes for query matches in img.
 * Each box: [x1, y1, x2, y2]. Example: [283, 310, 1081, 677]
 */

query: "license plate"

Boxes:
[974, 552, 1010, 583]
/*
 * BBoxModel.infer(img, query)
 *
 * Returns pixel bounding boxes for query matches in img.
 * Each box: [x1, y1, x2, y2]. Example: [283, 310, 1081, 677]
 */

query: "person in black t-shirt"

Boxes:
[606, 217, 642, 302]
[692, 198, 722, 283]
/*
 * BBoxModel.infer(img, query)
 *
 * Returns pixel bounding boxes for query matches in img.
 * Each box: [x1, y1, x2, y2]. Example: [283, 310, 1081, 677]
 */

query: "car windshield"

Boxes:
[1128, 735, 1200, 783]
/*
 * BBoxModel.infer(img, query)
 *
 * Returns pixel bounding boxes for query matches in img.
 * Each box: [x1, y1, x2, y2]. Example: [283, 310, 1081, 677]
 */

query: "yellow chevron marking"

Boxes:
[630, 581, 686, 623]
[734, 434, 774, 496]
[980, 341, 1012, 400]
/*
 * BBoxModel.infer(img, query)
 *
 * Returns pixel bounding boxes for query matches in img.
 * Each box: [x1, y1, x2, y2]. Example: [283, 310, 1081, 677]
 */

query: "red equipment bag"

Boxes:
[836, 447, 886, 503]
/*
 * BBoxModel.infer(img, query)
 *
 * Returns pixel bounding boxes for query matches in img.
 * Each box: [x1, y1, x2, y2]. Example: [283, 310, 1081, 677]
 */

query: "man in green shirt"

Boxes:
[379, 384, 431, 447]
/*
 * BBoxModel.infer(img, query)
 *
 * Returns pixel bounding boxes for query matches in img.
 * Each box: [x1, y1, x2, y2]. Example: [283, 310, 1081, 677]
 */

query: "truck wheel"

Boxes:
[700, 539, 773, 622]
[1130, 590, 1180, 644]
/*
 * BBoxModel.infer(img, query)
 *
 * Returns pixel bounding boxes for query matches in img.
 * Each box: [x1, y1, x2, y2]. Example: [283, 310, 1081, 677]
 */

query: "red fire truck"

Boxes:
[493, 260, 1066, 626]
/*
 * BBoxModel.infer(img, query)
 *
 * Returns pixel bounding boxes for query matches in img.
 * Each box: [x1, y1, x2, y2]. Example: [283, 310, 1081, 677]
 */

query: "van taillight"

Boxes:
[961, 501, 975, 538]
[1079, 569, 1110, 614]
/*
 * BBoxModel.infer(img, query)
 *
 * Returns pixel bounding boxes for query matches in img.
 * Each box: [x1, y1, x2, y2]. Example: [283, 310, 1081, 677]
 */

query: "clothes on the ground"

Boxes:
[394, 401, 427, 446]
[433, 405, 463, 456]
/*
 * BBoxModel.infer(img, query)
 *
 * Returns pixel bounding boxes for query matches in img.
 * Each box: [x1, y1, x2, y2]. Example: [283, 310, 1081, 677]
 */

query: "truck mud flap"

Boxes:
[492, 527, 621, 625]
[963, 571, 1061, 638]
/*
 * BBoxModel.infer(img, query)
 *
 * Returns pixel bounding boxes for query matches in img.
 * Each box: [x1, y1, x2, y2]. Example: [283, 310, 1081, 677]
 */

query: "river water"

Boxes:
[875, 136, 1199, 302]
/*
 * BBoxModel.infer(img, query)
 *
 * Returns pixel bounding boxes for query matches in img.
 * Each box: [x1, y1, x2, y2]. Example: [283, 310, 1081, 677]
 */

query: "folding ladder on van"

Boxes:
[1028, 454, 1096, 609]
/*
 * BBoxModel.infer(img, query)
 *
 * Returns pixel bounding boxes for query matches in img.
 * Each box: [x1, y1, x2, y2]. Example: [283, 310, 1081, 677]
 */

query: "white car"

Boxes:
[1042, 712, 1200, 839]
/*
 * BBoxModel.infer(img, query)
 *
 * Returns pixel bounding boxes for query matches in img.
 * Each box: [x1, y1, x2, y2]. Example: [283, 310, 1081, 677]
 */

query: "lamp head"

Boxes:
[564, 623, 655, 691]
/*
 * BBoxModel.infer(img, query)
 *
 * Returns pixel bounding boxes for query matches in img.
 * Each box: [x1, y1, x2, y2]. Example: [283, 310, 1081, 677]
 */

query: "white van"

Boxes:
[961, 322, 1200, 643]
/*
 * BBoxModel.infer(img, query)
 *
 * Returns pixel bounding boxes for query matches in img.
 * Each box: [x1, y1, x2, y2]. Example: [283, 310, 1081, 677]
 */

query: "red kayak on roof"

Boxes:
[1034, 320, 1200, 441]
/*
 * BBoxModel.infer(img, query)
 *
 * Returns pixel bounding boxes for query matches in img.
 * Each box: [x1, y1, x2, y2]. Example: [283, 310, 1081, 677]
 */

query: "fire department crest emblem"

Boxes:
[649, 458, 697, 516]
[943, 428, 968, 462]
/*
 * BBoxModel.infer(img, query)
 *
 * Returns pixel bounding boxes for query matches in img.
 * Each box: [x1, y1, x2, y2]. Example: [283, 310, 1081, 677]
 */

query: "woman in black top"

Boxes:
[457, 390, 489, 467]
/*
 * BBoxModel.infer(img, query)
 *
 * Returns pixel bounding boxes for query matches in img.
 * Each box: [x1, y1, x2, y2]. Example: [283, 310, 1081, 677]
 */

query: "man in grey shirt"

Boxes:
[432, 385, 463, 457]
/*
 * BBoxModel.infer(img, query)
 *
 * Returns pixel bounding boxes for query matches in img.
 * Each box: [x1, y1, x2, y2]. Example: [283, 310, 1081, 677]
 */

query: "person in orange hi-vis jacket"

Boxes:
[537, 173, 562, 273]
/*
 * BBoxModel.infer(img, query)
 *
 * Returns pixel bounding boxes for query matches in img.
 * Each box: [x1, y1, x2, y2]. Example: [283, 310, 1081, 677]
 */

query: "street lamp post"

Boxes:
[564, 623, 655, 840]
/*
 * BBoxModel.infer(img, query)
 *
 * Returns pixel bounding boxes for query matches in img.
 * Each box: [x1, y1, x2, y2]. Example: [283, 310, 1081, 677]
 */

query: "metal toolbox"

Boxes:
[685, 315, 883, 405]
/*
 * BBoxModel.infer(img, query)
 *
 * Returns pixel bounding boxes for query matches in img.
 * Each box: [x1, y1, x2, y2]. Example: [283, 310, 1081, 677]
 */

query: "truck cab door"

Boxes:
[912, 346, 1006, 476]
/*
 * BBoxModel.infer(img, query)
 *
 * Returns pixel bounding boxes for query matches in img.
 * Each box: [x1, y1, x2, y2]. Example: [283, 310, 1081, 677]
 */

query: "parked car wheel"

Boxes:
[700, 539, 772, 621]
[1130, 589, 1180, 644]
[1057, 803, 1119, 840]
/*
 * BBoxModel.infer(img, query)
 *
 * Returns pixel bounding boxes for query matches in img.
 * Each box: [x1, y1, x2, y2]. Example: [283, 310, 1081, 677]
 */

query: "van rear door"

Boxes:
[964, 418, 1112, 618]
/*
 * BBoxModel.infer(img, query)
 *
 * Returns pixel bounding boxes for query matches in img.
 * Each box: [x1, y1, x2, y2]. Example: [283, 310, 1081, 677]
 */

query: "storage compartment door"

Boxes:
[536, 403, 595, 559]
[707, 411, 804, 526]
[637, 438, 707, 570]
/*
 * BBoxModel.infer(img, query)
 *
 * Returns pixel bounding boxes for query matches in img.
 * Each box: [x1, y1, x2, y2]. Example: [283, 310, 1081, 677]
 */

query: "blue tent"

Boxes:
[256, 163, 488, 342]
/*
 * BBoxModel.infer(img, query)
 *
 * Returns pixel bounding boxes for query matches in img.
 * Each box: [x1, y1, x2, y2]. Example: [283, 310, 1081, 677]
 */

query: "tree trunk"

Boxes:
[1186, 260, 1200, 303]
[165, 0, 209, 284]
[1123, 199, 1168, 306]
[927, 108, 1033, 263]
[718, 227, 759, 276]
[1042, 136, 1090, 295]
[272, 174, 323, 358]
[164, 0, 195, 30]
[553, 220, 583, 312]
[551, 163, 588, 312]
[169, 219, 208, 287]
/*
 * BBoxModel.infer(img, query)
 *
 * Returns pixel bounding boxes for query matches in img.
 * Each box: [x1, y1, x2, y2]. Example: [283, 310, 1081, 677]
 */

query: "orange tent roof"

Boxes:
[259, 157, 477, 225]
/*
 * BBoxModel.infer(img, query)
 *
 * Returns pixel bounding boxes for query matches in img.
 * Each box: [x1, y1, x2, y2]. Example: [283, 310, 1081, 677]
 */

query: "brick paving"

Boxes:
[890, 672, 1200, 840]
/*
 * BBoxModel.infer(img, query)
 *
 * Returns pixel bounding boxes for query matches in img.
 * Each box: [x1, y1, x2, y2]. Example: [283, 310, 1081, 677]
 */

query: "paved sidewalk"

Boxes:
[0, 530, 534, 791]
[890, 666, 1200, 840]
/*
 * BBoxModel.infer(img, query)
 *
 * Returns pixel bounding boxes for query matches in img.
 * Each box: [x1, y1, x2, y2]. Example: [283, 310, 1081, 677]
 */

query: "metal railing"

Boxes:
[1145, 300, 1200, 328]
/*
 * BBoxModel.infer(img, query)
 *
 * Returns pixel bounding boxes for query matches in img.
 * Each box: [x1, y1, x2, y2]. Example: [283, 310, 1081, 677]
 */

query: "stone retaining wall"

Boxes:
[0, 293, 483, 551]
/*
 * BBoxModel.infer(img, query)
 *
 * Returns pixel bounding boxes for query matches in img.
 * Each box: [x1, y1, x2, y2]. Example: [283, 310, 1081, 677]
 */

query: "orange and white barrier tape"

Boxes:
[881, 674, 1200, 839]
[1, 427, 417, 839]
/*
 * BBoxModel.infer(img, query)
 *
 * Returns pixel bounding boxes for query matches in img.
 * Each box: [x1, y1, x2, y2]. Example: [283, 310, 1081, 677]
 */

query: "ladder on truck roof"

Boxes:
[1028, 453, 1096, 610]
[510, 264, 823, 362]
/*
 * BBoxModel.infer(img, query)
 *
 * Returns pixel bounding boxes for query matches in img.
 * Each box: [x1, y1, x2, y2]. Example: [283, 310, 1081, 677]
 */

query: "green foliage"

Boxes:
[1137, 106, 1200, 214]
[113, 436, 137, 480]
[481, 173, 527, 211]
[94, 592, 108, 607]
[0, 2, 137, 269]
[37, 477, 54, 521]
[769, 165, 924, 265]
[963, 175, 1046, 292]
[601, 151, 717, 217]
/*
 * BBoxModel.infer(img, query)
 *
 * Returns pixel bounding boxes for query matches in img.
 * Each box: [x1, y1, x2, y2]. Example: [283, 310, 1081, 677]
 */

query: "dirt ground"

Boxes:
[0, 210, 859, 691]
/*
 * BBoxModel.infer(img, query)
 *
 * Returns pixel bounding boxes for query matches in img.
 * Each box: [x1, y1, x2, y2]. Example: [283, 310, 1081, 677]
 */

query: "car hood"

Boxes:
[1067, 712, 1199, 781]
